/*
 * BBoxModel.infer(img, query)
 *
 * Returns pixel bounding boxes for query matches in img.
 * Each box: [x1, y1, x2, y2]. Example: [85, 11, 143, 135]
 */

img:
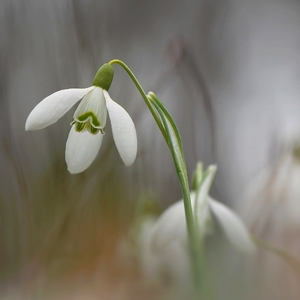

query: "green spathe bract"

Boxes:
[92, 63, 114, 90]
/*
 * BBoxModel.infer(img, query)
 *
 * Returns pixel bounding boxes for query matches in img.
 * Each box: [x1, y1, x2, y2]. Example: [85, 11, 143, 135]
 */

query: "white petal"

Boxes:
[151, 201, 187, 251]
[25, 87, 95, 130]
[65, 125, 103, 174]
[208, 197, 255, 255]
[104, 91, 137, 166]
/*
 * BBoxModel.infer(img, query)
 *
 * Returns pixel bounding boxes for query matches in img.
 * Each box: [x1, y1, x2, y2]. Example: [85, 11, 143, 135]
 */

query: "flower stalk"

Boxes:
[26, 58, 258, 297]
[148, 92, 203, 295]
[108, 59, 203, 295]
[108, 59, 167, 142]
[25, 63, 137, 173]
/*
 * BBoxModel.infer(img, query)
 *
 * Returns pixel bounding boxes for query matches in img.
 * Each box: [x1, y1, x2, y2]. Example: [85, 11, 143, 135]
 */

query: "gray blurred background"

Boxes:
[1, 0, 300, 299]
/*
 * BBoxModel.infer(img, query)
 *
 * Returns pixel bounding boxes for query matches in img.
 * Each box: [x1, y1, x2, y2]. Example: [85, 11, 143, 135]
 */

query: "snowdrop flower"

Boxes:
[241, 139, 300, 300]
[244, 140, 300, 231]
[151, 165, 255, 255]
[135, 164, 254, 295]
[25, 64, 137, 174]
[138, 217, 194, 298]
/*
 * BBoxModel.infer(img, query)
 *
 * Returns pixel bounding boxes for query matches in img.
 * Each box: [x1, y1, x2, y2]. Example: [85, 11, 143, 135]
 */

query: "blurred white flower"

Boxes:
[242, 139, 300, 300]
[138, 165, 254, 291]
[245, 142, 300, 232]
[150, 165, 255, 255]
[137, 217, 193, 299]
[151, 194, 255, 256]
[25, 64, 137, 174]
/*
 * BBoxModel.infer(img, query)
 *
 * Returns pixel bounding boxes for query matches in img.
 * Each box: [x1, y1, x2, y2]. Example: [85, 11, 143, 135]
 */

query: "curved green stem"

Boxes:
[109, 59, 167, 142]
[109, 59, 203, 297]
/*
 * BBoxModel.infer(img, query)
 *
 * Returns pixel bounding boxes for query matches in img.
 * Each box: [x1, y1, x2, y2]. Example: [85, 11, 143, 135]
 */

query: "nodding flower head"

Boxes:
[25, 63, 137, 174]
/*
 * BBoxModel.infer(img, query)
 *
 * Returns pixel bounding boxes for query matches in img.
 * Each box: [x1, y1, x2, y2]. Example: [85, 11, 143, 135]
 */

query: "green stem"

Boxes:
[109, 59, 167, 142]
[149, 93, 203, 296]
[108, 59, 203, 296]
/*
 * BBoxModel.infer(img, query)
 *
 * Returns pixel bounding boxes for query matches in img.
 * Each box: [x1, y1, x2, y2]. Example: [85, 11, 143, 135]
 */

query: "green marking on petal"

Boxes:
[72, 87, 107, 135]
[90, 126, 100, 135]
[72, 112, 105, 135]
[75, 122, 86, 132]
[77, 111, 101, 127]
[92, 64, 114, 90]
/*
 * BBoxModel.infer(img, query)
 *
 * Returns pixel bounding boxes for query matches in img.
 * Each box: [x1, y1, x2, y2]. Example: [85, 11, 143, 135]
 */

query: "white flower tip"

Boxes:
[67, 168, 83, 175]
[65, 126, 103, 174]
[25, 120, 31, 131]
[66, 161, 90, 174]
[122, 124, 138, 166]
[25, 115, 39, 131]
[66, 155, 89, 174]
[123, 143, 138, 167]
[208, 198, 256, 256]
[233, 232, 256, 256]
[227, 228, 257, 256]
[124, 160, 134, 167]
[66, 152, 95, 174]
[25, 113, 37, 131]
[243, 236, 257, 256]
[66, 164, 84, 174]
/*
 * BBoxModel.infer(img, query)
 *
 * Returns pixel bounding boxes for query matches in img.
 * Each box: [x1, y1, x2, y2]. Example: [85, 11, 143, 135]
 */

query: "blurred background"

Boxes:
[1, 0, 300, 299]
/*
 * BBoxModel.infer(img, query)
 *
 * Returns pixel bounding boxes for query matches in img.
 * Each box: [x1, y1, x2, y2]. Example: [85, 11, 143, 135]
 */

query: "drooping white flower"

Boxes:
[25, 64, 137, 174]
[244, 140, 300, 231]
[241, 139, 300, 300]
[134, 164, 254, 295]
[150, 165, 255, 255]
